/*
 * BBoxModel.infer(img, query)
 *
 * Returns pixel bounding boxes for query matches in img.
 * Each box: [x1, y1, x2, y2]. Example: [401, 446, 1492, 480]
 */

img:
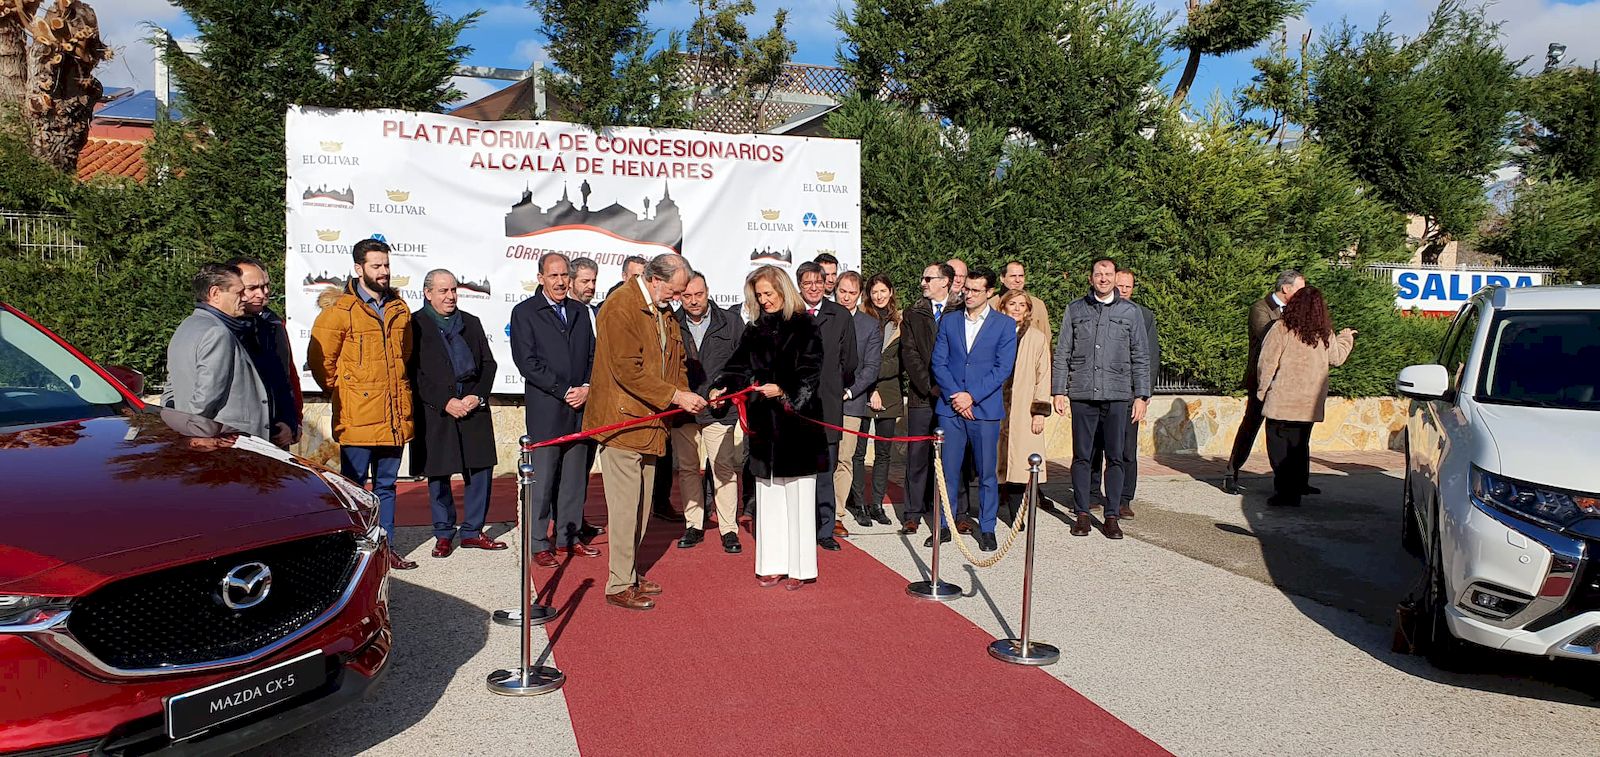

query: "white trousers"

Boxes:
[755, 474, 819, 580]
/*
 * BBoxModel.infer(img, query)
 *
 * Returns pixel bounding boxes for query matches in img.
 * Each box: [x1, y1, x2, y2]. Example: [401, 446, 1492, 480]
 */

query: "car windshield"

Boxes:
[1477, 310, 1600, 411]
[0, 309, 125, 427]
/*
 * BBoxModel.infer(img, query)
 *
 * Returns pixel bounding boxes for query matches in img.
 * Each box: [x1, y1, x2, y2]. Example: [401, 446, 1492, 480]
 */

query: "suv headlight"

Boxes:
[0, 595, 68, 627]
[1472, 466, 1600, 528]
[319, 470, 380, 532]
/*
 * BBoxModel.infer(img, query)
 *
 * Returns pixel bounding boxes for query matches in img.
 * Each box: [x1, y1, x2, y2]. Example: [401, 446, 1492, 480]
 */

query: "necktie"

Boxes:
[934, 302, 943, 317]
[556, 303, 567, 325]
[808, 307, 818, 317]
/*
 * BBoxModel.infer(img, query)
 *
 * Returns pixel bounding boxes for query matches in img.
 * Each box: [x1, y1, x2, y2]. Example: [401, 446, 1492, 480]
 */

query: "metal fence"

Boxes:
[1, 210, 86, 262]
[1361, 261, 1561, 283]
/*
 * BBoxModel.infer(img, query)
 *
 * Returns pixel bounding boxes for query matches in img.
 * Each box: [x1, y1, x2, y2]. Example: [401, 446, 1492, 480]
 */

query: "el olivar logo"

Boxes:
[747, 209, 794, 232]
[803, 170, 849, 194]
[298, 229, 348, 255]
[302, 140, 359, 166]
[369, 189, 427, 216]
[302, 184, 355, 209]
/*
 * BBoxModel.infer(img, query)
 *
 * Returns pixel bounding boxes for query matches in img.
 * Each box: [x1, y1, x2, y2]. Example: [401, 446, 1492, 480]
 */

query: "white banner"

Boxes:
[283, 106, 861, 394]
[1390, 268, 1544, 313]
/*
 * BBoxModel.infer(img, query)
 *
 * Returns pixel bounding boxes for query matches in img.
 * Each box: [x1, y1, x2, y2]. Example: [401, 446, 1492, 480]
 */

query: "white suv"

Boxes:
[1397, 284, 1600, 665]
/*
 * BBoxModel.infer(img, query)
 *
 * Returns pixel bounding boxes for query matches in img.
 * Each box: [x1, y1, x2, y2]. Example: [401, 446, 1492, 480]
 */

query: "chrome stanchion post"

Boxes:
[493, 441, 557, 628]
[487, 442, 565, 695]
[990, 453, 1059, 665]
[908, 428, 961, 601]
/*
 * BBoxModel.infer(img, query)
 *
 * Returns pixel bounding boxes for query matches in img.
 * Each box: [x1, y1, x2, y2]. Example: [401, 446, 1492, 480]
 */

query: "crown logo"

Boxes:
[316, 229, 341, 241]
[760, 209, 781, 221]
[320, 141, 342, 152]
[386, 190, 411, 202]
[390, 275, 411, 288]
[816, 248, 835, 256]
[815, 171, 835, 182]
[522, 280, 540, 292]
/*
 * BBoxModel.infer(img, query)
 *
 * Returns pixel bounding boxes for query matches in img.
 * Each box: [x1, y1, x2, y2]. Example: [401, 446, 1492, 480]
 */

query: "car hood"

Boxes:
[1474, 403, 1600, 494]
[0, 408, 363, 595]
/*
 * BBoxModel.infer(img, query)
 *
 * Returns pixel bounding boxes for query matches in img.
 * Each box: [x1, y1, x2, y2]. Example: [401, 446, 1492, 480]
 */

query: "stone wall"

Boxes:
[291, 395, 1408, 474]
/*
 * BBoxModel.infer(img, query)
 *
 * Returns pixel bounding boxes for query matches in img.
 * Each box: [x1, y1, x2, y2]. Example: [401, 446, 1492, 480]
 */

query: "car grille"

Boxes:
[66, 532, 360, 670]
[1568, 628, 1600, 649]
[1528, 550, 1600, 633]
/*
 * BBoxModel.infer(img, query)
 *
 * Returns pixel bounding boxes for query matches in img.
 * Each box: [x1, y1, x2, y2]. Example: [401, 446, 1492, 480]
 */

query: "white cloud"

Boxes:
[514, 38, 546, 67]
[92, 0, 187, 91]
[448, 75, 511, 107]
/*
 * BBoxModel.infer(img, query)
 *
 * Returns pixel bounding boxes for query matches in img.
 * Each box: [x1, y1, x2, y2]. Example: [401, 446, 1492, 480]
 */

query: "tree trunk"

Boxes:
[24, 0, 108, 173]
[0, 23, 26, 112]
[1172, 46, 1201, 104]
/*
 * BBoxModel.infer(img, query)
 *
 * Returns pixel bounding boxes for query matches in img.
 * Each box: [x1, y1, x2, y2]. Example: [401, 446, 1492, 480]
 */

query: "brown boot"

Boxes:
[1070, 512, 1092, 537]
[1103, 516, 1124, 540]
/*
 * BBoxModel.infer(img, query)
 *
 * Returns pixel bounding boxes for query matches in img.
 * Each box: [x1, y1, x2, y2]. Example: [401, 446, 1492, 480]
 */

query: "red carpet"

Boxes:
[395, 474, 1167, 756]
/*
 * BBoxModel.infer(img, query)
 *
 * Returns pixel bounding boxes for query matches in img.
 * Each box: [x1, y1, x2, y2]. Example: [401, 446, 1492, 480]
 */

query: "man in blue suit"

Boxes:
[931, 266, 1017, 551]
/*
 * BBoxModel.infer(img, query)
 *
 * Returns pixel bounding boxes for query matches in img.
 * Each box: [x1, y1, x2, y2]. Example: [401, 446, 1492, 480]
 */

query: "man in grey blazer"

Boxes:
[163, 263, 272, 439]
[832, 271, 882, 525]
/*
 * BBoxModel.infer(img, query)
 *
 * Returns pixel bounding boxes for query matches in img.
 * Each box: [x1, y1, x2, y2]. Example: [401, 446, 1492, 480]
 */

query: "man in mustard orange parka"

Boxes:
[310, 237, 418, 570]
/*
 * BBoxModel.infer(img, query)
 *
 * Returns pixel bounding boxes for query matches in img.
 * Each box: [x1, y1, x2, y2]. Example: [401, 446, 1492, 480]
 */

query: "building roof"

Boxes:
[76, 138, 147, 181]
[450, 79, 537, 121]
[93, 90, 182, 123]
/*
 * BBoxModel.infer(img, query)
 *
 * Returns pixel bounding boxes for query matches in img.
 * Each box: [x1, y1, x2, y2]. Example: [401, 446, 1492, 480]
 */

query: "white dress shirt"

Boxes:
[963, 303, 991, 351]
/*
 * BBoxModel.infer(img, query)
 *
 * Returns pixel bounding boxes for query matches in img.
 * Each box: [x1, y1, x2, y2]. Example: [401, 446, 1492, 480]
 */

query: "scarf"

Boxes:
[420, 303, 478, 385]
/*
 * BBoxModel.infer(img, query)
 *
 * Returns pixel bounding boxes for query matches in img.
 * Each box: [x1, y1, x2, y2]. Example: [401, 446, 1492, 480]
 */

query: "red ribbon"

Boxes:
[795, 415, 939, 443]
[521, 385, 759, 451]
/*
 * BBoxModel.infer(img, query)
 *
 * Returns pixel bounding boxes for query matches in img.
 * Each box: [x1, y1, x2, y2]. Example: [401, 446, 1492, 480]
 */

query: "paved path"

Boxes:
[253, 453, 1600, 755]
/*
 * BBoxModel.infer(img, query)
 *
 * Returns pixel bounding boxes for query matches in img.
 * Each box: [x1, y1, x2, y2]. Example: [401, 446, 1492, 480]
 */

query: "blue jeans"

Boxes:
[938, 416, 1001, 533]
[341, 445, 403, 538]
[429, 467, 492, 540]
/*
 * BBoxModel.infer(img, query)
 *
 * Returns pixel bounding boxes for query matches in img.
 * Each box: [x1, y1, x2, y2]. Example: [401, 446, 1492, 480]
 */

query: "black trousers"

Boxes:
[903, 405, 935, 524]
[1265, 419, 1313, 506]
[1089, 418, 1140, 507]
[816, 440, 839, 540]
[1227, 393, 1267, 473]
[850, 416, 898, 516]
[1070, 400, 1130, 515]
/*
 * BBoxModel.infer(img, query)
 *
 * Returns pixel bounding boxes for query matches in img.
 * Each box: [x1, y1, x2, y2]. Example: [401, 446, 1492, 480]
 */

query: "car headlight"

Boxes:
[0, 595, 68, 627]
[319, 470, 380, 532]
[1472, 466, 1600, 528]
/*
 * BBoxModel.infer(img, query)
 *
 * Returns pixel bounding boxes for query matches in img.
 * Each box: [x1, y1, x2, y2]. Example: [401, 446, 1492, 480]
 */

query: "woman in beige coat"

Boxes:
[1256, 286, 1356, 507]
[996, 290, 1052, 522]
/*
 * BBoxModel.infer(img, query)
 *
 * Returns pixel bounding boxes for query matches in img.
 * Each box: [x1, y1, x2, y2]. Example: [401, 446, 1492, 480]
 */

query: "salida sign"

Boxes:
[1391, 268, 1544, 313]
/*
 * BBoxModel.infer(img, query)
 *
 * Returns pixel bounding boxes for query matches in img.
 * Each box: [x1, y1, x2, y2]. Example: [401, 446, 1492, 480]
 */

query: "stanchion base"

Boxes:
[492, 606, 558, 627]
[988, 639, 1060, 666]
[486, 666, 566, 696]
[907, 580, 962, 601]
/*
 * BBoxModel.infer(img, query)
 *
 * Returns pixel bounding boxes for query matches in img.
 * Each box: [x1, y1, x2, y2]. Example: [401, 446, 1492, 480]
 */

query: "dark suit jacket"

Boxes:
[1133, 301, 1161, 388]
[676, 303, 740, 426]
[1243, 294, 1284, 391]
[932, 309, 1018, 421]
[842, 309, 884, 416]
[409, 311, 497, 477]
[807, 298, 858, 441]
[900, 297, 950, 409]
[510, 289, 595, 442]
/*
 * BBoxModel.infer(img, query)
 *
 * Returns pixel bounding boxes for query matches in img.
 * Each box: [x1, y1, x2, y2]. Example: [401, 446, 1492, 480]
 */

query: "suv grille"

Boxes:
[66, 532, 360, 670]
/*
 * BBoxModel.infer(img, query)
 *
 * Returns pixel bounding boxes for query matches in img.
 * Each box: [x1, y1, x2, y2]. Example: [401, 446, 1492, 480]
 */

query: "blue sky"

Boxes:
[99, 0, 1600, 112]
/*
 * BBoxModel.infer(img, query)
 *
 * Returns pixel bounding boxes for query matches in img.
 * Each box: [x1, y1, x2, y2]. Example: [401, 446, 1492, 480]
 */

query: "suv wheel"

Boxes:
[1418, 506, 1471, 670]
[1401, 440, 1423, 557]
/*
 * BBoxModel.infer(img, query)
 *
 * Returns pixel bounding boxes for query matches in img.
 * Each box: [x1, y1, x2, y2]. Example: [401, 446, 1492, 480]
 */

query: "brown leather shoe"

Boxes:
[635, 578, 662, 596]
[387, 549, 418, 570]
[1070, 513, 1092, 537]
[955, 520, 974, 535]
[431, 537, 454, 558]
[833, 521, 850, 538]
[558, 543, 601, 558]
[532, 550, 559, 568]
[1119, 503, 1136, 519]
[1103, 516, 1124, 540]
[898, 520, 920, 535]
[459, 534, 508, 550]
[606, 587, 655, 611]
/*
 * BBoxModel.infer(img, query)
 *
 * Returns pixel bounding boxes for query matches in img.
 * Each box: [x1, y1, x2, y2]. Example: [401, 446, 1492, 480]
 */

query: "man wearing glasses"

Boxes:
[898, 263, 955, 536]
[797, 261, 857, 549]
[227, 256, 301, 448]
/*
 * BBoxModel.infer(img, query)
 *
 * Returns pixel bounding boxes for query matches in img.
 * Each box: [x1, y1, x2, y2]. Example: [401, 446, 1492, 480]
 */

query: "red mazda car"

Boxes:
[0, 302, 391, 755]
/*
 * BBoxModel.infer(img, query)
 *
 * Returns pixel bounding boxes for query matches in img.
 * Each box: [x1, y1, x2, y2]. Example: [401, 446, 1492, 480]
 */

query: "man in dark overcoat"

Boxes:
[511, 252, 597, 567]
[795, 260, 857, 550]
[410, 269, 506, 558]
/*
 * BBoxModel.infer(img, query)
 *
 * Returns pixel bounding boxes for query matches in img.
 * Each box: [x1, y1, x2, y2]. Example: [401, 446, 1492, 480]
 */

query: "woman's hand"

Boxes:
[868, 391, 884, 412]
[759, 383, 783, 399]
[1031, 415, 1045, 435]
[708, 387, 726, 402]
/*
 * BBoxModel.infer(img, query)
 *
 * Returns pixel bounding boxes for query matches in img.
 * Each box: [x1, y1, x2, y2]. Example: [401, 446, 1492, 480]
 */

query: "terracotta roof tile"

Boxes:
[76, 138, 147, 182]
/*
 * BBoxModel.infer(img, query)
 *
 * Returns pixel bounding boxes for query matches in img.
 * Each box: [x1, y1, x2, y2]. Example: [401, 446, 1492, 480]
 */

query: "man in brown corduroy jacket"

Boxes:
[584, 253, 703, 611]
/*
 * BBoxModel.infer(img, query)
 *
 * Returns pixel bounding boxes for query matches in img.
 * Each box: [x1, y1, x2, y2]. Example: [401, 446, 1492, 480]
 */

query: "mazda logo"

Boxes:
[220, 562, 273, 610]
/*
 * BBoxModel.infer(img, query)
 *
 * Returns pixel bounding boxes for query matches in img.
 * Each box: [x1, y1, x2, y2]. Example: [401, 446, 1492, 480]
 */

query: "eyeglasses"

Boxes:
[921, 275, 946, 282]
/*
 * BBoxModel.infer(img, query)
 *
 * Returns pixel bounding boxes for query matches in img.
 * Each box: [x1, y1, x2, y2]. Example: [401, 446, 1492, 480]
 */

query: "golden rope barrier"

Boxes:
[930, 455, 1030, 568]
